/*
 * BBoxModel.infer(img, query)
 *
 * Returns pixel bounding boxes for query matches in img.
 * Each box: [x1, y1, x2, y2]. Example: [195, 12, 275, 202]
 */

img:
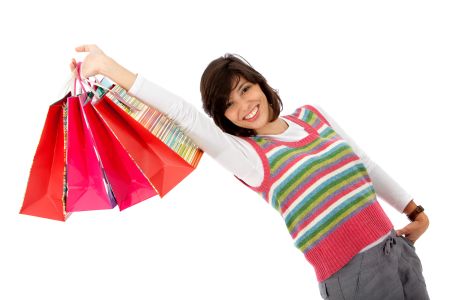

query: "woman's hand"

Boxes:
[70, 44, 109, 78]
[71, 44, 137, 91]
[396, 208, 429, 244]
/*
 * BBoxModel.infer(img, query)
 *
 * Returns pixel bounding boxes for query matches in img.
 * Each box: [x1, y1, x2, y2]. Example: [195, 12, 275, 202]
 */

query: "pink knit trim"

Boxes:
[305, 201, 393, 282]
[239, 137, 273, 194]
[304, 104, 331, 126]
[238, 106, 322, 193]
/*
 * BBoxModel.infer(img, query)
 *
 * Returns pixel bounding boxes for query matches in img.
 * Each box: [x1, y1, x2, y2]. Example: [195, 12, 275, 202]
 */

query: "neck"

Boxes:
[256, 118, 288, 135]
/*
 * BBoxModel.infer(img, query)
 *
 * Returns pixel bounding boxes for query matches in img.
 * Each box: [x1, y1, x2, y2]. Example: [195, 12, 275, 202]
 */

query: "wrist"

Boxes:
[100, 55, 117, 78]
[100, 56, 136, 91]
[407, 205, 425, 222]
[403, 199, 417, 215]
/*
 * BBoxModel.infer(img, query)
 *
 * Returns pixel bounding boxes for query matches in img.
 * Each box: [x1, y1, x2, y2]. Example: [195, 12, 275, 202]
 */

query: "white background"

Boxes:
[1, 0, 449, 299]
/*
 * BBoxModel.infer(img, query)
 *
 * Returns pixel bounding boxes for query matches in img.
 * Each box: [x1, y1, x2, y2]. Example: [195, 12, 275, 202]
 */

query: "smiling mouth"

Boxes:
[244, 105, 259, 120]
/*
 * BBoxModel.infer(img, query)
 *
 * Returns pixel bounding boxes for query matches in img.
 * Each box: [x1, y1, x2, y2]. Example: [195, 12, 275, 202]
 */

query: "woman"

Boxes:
[72, 45, 429, 299]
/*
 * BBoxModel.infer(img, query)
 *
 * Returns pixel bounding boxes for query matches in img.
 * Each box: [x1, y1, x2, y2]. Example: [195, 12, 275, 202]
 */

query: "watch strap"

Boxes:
[407, 205, 424, 222]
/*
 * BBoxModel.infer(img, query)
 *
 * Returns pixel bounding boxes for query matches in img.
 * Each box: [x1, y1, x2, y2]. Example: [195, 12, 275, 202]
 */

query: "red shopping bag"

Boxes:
[94, 96, 187, 197]
[20, 91, 118, 220]
[92, 89, 197, 197]
[82, 100, 158, 210]
[20, 97, 69, 221]
[20, 91, 160, 220]
[21, 62, 204, 221]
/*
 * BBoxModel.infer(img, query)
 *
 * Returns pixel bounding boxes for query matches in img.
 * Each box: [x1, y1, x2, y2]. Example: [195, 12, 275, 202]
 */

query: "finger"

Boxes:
[75, 44, 93, 52]
[75, 45, 86, 52]
[69, 58, 77, 71]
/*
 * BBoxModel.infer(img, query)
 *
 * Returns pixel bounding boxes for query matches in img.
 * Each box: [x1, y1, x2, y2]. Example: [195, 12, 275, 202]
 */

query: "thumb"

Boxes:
[75, 44, 91, 53]
[396, 227, 407, 236]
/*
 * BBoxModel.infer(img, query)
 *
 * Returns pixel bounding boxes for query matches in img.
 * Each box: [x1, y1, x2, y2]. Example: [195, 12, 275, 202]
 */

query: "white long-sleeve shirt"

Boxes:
[128, 74, 412, 214]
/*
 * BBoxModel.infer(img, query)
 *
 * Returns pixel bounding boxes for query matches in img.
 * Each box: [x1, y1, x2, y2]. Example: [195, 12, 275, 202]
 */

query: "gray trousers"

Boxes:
[318, 230, 429, 300]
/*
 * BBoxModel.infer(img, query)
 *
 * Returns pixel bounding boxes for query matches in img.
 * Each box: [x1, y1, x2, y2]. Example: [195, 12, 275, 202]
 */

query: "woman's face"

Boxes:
[224, 76, 272, 134]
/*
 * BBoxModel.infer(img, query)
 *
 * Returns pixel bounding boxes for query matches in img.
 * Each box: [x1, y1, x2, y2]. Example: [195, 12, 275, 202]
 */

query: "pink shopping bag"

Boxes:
[82, 99, 158, 210]
[65, 93, 116, 212]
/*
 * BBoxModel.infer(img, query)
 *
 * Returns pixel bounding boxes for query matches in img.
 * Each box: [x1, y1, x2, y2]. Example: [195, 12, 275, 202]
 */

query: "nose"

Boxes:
[235, 100, 253, 119]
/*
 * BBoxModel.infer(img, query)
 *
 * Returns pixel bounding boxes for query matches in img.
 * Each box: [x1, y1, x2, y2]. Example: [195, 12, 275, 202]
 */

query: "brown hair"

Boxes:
[200, 54, 283, 137]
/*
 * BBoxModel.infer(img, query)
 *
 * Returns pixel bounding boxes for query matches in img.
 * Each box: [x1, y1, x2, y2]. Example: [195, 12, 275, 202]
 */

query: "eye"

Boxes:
[241, 85, 250, 94]
[225, 100, 233, 109]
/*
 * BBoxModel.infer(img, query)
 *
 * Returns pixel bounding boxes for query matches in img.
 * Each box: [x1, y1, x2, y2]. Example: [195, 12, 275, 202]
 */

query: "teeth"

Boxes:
[244, 106, 258, 120]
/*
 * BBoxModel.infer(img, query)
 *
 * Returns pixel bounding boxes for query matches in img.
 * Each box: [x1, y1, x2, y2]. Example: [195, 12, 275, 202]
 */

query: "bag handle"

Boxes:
[83, 74, 140, 113]
[73, 62, 87, 94]
[73, 61, 139, 112]
[72, 62, 102, 104]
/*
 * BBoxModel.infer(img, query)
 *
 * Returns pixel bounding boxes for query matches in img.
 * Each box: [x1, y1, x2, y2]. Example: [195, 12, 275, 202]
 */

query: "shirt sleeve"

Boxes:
[127, 74, 262, 186]
[313, 104, 412, 213]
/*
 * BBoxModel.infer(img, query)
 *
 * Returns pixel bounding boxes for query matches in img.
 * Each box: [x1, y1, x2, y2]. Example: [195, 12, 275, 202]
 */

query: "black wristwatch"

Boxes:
[407, 205, 425, 222]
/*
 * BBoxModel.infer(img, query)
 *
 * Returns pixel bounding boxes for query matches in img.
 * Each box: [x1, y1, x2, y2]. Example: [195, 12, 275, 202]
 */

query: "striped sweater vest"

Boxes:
[241, 105, 393, 282]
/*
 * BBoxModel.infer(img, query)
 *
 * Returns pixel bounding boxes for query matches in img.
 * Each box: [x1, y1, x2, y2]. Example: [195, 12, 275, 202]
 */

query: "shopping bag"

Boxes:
[65, 93, 117, 212]
[20, 91, 118, 220]
[98, 81, 202, 168]
[21, 62, 204, 221]
[20, 97, 69, 221]
[92, 81, 203, 197]
[20, 90, 159, 220]
[82, 99, 158, 210]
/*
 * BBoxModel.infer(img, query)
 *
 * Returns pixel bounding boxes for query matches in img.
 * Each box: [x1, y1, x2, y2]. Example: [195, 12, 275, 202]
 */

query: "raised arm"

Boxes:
[71, 45, 262, 185]
[71, 44, 137, 91]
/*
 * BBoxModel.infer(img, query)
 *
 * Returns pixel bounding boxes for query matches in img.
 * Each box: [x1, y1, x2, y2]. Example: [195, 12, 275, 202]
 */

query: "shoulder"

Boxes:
[290, 103, 331, 126]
